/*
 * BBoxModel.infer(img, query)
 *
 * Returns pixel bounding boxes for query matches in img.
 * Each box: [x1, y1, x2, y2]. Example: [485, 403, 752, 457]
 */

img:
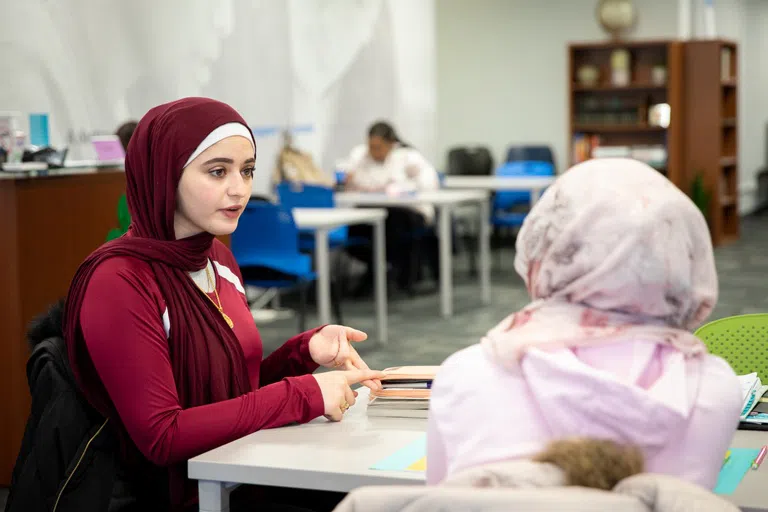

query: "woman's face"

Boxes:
[174, 135, 255, 239]
[368, 135, 394, 163]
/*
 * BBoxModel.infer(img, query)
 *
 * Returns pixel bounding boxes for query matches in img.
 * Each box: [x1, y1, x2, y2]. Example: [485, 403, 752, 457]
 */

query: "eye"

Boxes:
[241, 167, 255, 179]
[208, 168, 225, 178]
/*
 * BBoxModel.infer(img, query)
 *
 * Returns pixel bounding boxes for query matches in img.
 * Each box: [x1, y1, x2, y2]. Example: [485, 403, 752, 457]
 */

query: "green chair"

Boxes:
[695, 314, 768, 381]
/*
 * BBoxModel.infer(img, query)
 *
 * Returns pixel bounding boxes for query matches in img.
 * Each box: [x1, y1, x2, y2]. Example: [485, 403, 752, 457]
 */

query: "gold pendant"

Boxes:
[222, 312, 234, 329]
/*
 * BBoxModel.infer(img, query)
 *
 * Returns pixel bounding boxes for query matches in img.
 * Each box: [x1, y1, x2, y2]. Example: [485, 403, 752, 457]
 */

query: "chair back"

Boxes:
[232, 201, 300, 258]
[493, 160, 555, 211]
[276, 182, 335, 209]
[505, 145, 556, 170]
[446, 146, 494, 176]
[695, 314, 768, 381]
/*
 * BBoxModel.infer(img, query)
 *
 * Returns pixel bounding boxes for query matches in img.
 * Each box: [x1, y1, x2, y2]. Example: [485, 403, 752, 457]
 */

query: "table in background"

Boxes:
[292, 207, 388, 343]
[335, 190, 491, 318]
[441, 175, 555, 205]
[189, 387, 426, 512]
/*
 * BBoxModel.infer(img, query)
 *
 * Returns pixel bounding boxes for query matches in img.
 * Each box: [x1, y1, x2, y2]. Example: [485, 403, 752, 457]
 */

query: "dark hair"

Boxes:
[116, 121, 138, 151]
[368, 121, 408, 148]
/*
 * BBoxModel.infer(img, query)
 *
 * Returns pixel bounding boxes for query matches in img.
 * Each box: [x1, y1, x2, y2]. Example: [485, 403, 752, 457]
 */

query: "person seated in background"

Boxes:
[426, 158, 742, 490]
[343, 121, 440, 295]
[343, 121, 439, 196]
[116, 120, 138, 151]
[272, 129, 335, 187]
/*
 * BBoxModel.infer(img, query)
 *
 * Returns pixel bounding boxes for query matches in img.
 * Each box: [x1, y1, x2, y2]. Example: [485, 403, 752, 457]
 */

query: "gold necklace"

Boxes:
[194, 263, 234, 329]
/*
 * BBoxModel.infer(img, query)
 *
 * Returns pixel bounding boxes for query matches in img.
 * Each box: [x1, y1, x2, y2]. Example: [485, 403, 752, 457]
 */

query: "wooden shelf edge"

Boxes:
[570, 39, 677, 51]
[573, 124, 667, 133]
[722, 118, 737, 127]
[722, 79, 738, 87]
[720, 196, 737, 207]
[573, 83, 668, 92]
[720, 156, 737, 166]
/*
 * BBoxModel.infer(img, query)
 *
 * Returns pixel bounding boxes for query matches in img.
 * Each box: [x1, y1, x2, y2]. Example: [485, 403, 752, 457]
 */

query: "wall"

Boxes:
[435, 0, 767, 214]
[0, 0, 437, 196]
[740, 0, 768, 213]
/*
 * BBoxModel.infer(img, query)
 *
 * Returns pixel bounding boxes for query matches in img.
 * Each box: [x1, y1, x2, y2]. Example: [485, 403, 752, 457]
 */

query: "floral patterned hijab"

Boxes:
[482, 158, 717, 366]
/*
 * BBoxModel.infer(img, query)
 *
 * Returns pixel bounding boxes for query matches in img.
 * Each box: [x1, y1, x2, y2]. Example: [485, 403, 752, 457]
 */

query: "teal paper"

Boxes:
[370, 435, 426, 472]
[714, 448, 760, 495]
[29, 113, 49, 147]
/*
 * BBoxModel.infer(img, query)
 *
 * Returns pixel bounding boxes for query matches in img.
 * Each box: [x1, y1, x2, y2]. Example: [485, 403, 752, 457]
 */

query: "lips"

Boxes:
[220, 205, 243, 219]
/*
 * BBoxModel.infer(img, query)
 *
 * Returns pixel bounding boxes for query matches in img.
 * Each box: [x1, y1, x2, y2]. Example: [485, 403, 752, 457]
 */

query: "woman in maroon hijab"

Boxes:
[64, 97, 384, 511]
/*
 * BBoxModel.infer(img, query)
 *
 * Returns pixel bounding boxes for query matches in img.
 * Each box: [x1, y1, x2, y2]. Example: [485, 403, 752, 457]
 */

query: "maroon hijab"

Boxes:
[64, 97, 255, 507]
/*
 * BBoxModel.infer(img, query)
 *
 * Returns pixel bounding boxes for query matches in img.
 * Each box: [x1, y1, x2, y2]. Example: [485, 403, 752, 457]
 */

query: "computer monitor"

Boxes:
[91, 135, 125, 161]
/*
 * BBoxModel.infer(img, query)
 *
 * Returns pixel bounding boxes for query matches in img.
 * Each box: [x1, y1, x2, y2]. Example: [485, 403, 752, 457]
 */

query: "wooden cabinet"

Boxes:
[568, 39, 739, 245]
[0, 169, 126, 485]
[683, 40, 740, 245]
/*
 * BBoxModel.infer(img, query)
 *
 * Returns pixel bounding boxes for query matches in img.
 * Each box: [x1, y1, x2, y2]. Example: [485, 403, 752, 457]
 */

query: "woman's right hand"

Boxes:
[312, 369, 387, 421]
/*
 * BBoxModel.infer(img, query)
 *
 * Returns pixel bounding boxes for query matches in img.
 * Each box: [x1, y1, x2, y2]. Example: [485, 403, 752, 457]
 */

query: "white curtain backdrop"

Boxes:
[0, 0, 436, 195]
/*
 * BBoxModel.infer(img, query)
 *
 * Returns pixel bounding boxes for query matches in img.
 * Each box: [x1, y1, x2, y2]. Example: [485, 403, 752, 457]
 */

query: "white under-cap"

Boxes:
[184, 122, 255, 168]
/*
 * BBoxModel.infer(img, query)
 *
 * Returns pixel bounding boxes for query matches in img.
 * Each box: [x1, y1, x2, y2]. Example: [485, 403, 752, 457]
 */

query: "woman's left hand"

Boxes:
[309, 325, 383, 391]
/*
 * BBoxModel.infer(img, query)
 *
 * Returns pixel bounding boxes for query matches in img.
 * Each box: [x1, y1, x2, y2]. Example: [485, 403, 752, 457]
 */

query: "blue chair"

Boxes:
[276, 182, 357, 251]
[491, 161, 555, 228]
[231, 201, 342, 330]
[505, 145, 556, 171]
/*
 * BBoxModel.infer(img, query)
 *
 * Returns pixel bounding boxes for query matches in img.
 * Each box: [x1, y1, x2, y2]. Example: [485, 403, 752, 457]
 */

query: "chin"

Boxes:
[207, 219, 239, 237]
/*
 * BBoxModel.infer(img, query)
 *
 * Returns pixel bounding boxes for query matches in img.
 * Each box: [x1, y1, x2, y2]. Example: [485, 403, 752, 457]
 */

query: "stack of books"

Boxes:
[367, 366, 438, 419]
[739, 372, 768, 428]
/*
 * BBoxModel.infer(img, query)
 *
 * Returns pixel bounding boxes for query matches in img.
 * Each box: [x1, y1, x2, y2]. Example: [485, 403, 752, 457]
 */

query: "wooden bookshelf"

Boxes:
[568, 40, 684, 187]
[683, 40, 739, 245]
[568, 39, 740, 246]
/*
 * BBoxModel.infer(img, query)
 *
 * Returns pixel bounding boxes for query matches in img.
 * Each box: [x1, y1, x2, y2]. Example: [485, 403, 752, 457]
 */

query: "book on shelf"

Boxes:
[573, 141, 667, 171]
[367, 366, 438, 419]
[572, 133, 601, 164]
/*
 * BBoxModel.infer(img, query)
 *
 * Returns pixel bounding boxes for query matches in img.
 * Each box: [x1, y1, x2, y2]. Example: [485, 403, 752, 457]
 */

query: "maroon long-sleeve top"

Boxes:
[79, 241, 325, 467]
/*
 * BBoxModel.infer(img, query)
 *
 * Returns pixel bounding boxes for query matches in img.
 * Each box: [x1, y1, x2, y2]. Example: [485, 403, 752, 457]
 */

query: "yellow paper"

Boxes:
[407, 456, 427, 471]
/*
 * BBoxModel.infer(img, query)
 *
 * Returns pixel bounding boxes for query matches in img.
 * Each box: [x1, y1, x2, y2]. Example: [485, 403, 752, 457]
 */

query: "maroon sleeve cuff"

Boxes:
[298, 325, 328, 373]
[292, 374, 325, 421]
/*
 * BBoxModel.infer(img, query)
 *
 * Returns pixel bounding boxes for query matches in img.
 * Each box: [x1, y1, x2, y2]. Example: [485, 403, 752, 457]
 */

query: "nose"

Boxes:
[227, 171, 250, 200]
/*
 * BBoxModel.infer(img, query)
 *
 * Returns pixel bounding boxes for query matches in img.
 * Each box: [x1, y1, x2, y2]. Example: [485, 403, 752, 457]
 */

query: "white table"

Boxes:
[64, 158, 125, 168]
[292, 208, 389, 343]
[189, 388, 426, 511]
[335, 190, 491, 318]
[728, 430, 768, 511]
[442, 175, 555, 205]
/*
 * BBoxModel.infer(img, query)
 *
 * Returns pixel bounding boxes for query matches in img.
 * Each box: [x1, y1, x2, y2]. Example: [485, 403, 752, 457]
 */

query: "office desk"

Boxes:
[442, 175, 555, 205]
[335, 190, 491, 318]
[189, 390, 763, 512]
[0, 167, 126, 484]
[189, 387, 426, 511]
[292, 208, 389, 343]
[728, 430, 768, 511]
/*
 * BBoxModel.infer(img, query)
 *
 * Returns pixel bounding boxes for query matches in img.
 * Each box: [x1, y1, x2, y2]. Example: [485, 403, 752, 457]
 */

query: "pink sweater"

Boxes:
[427, 341, 742, 489]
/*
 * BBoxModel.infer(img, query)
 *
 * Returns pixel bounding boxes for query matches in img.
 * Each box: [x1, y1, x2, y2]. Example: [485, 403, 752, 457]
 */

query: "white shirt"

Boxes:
[343, 143, 440, 222]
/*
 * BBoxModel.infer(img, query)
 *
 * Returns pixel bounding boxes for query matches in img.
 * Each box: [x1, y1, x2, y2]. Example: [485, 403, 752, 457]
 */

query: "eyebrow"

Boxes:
[202, 157, 256, 165]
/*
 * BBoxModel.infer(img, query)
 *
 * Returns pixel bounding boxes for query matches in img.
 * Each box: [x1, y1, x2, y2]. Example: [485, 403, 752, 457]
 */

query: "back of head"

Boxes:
[534, 438, 644, 490]
[513, 158, 717, 330]
[116, 120, 138, 151]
